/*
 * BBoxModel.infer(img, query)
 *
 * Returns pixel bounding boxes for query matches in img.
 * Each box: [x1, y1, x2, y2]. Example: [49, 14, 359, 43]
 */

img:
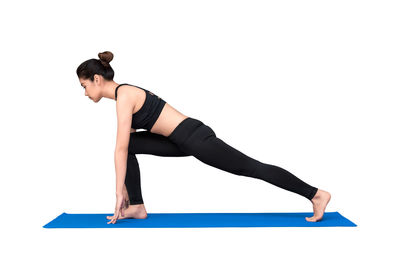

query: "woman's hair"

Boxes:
[76, 51, 115, 81]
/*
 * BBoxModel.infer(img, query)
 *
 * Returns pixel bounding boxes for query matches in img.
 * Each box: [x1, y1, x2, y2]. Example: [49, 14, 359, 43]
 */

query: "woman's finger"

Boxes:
[107, 197, 125, 224]
[108, 212, 117, 224]
[111, 212, 119, 224]
[116, 210, 121, 220]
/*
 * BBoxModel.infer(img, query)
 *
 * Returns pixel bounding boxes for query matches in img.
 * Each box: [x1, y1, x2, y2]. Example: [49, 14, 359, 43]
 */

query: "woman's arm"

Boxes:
[114, 149, 128, 196]
[114, 88, 135, 196]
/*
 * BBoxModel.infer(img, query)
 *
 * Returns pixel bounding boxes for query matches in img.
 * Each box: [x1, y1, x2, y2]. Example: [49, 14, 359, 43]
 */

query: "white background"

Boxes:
[1, 0, 399, 266]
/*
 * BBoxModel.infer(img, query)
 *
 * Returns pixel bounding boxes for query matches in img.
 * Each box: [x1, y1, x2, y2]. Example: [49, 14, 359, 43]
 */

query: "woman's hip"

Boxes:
[167, 117, 215, 147]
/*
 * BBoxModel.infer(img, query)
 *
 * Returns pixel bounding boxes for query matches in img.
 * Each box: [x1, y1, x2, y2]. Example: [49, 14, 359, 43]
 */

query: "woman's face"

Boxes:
[79, 77, 102, 103]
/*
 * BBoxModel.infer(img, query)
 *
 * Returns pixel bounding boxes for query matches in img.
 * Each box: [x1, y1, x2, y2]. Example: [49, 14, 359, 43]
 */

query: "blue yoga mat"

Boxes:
[43, 211, 356, 228]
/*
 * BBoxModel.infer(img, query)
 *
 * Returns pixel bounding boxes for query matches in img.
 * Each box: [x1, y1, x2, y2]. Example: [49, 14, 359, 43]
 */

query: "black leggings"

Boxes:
[125, 117, 318, 205]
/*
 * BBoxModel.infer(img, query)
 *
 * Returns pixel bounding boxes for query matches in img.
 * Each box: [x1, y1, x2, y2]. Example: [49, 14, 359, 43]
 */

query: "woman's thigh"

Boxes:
[178, 124, 260, 176]
[129, 131, 190, 157]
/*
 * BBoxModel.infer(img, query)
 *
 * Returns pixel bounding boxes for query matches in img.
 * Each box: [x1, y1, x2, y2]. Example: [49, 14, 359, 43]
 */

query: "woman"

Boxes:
[76, 51, 331, 224]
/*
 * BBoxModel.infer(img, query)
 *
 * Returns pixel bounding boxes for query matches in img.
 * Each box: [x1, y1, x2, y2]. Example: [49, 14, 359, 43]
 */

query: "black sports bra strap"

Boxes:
[114, 83, 131, 100]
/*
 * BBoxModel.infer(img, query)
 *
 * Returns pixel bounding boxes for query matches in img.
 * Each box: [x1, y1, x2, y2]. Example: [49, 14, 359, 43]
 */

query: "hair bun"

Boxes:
[98, 51, 114, 66]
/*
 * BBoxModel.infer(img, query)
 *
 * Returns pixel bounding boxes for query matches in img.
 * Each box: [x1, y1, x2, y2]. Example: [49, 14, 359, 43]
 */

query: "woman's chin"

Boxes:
[88, 96, 101, 103]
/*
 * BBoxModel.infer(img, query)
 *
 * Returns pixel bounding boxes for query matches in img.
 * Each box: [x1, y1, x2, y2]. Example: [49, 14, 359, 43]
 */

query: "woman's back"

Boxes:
[115, 84, 189, 136]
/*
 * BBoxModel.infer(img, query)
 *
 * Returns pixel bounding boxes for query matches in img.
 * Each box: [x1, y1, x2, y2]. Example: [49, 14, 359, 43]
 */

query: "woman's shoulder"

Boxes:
[117, 84, 146, 99]
[116, 84, 147, 114]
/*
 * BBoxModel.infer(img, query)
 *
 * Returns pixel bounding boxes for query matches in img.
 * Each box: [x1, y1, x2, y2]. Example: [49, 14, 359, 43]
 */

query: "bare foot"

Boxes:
[305, 189, 331, 222]
[107, 204, 148, 220]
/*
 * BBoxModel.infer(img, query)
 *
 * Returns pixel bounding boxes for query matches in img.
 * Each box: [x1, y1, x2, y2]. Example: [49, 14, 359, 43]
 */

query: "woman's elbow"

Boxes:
[115, 146, 129, 154]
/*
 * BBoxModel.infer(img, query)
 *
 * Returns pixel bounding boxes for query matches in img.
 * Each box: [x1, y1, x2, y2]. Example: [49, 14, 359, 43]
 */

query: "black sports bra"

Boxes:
[115, 83, 167, 131]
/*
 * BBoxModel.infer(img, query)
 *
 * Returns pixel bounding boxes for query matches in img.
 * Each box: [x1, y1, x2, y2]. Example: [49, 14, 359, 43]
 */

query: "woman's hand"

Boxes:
[107, 194, 126, 224]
